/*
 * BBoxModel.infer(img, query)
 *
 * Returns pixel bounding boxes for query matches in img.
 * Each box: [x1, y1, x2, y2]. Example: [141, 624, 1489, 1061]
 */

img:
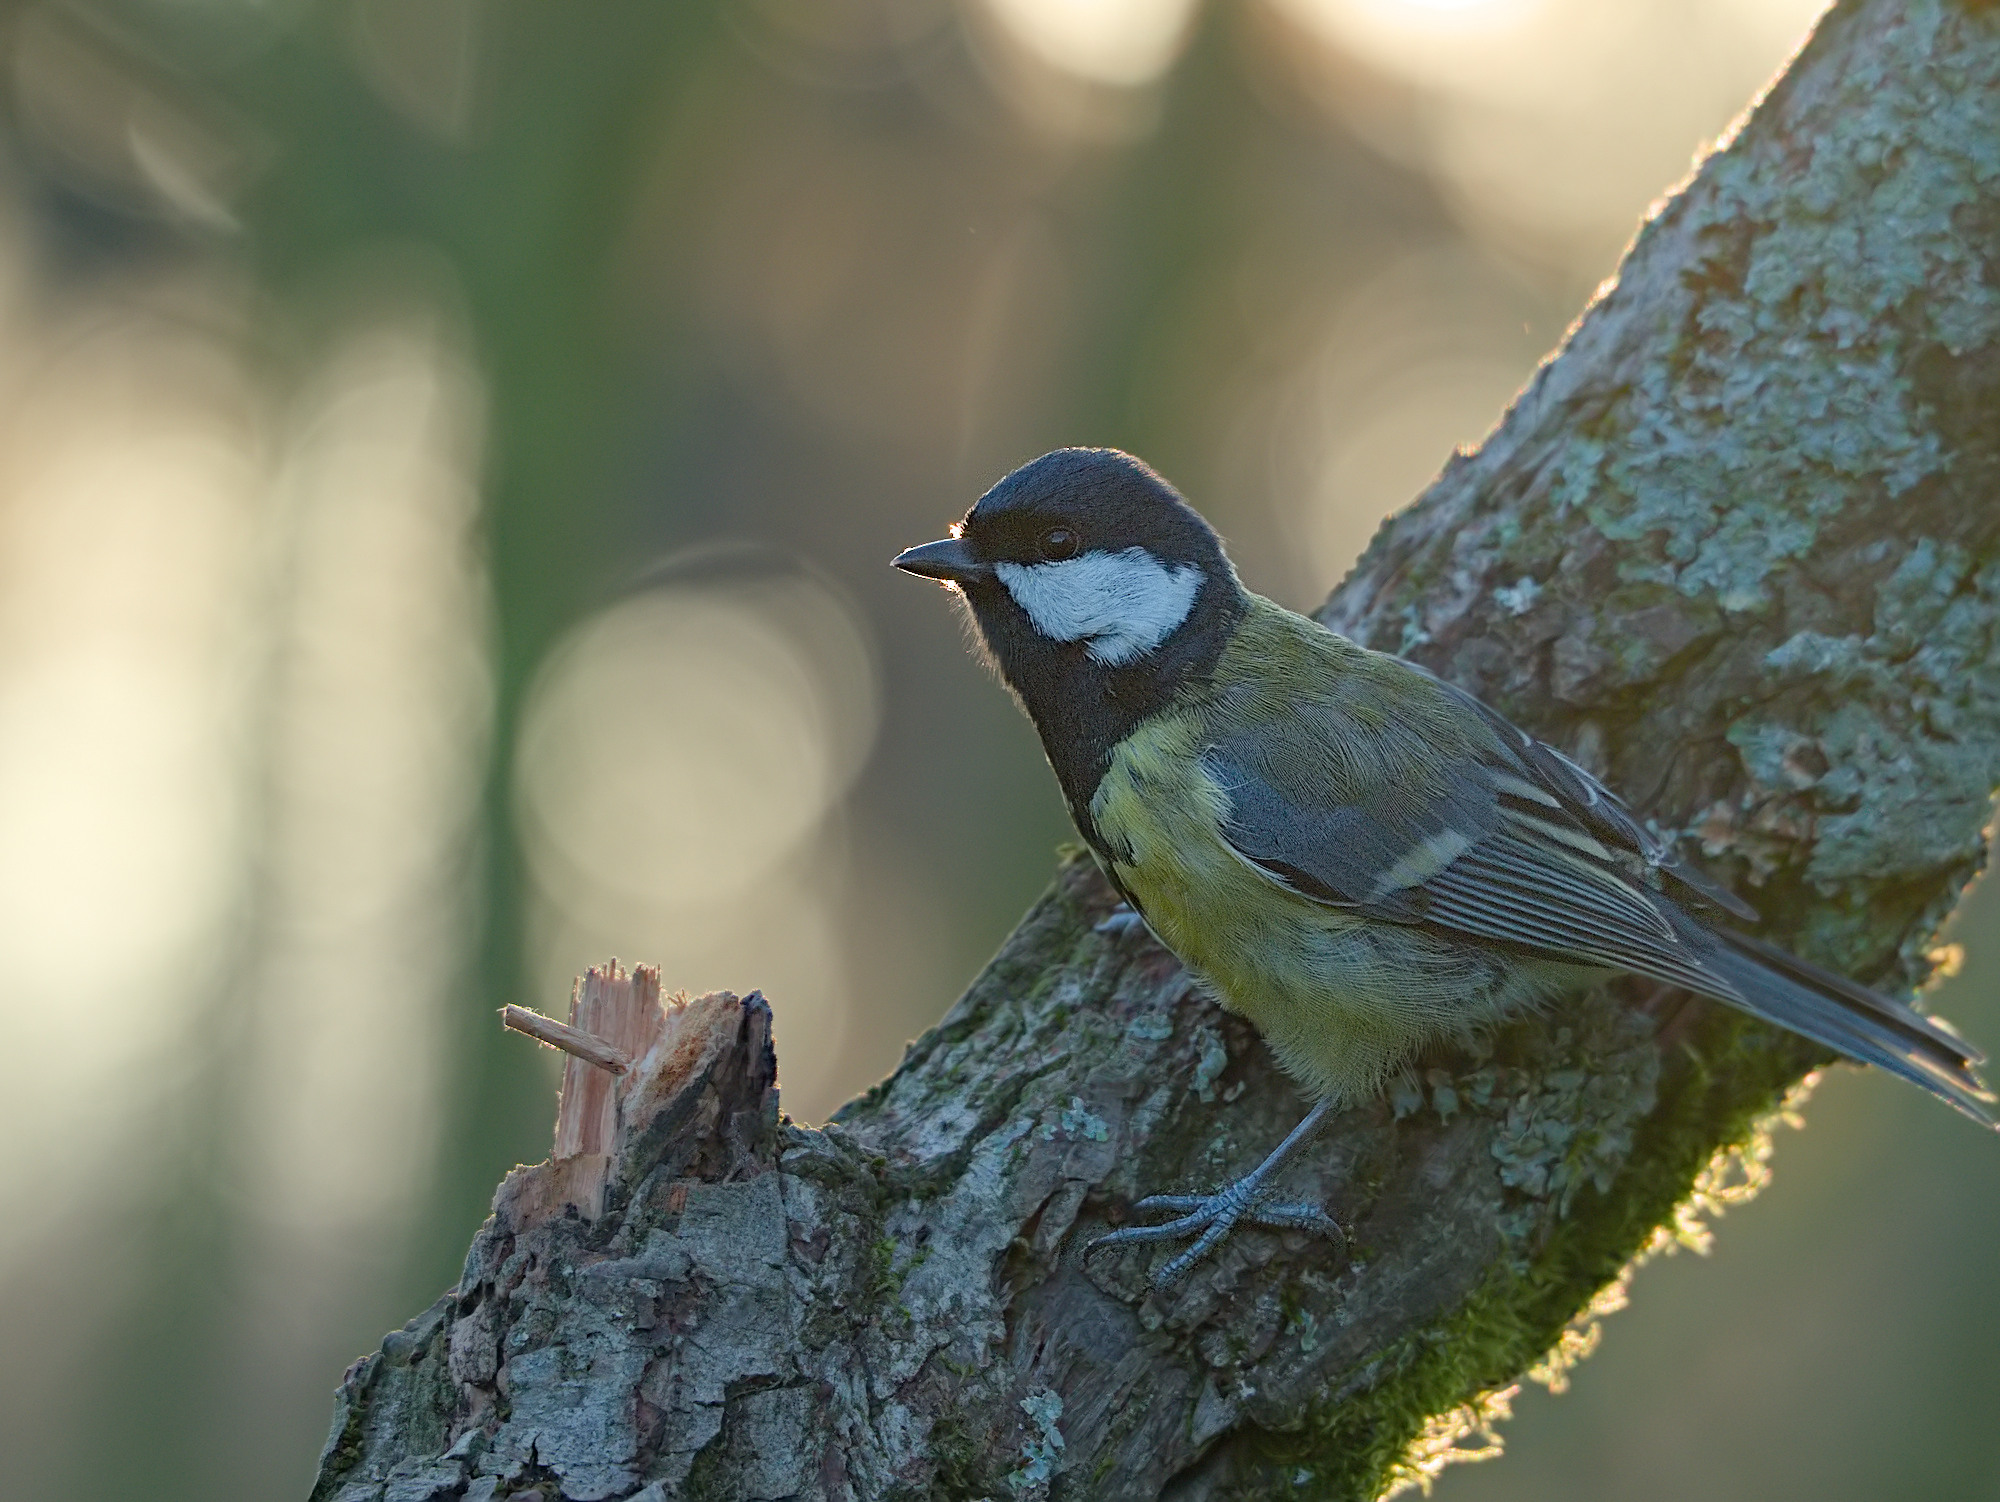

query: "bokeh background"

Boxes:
[0, 0, 1995, 1497]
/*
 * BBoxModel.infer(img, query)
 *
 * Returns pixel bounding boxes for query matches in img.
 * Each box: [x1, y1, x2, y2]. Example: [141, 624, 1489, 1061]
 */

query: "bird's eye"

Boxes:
[1039, 527, 1080, 561]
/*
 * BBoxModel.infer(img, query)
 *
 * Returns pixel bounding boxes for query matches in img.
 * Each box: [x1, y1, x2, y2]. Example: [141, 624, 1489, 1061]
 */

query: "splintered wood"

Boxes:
[554, 964, 668, 1158]
[491, 962, 669, 1226]
[496, 965, 765, 1230]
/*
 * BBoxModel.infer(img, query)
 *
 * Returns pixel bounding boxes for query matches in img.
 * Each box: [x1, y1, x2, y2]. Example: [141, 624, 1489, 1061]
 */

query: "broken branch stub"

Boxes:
[314, 980, 783, 1502]
[489, 970, 776, 1234]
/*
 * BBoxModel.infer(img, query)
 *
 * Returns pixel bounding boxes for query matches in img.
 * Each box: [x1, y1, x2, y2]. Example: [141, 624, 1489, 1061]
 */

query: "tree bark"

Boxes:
[311, 1, 2000, 1497]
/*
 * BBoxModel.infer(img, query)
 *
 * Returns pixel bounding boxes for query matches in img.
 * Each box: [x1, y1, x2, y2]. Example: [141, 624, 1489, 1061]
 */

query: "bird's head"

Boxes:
[892, 448, 1241, 689]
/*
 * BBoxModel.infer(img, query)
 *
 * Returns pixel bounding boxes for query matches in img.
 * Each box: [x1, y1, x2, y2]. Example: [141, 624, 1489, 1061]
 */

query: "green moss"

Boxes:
[865, 1234, 934, 1320]
[1238, 1008, 1812, 1500]
[927, 1405, 1001, 1499]
[306, 1356, 375, 1502]
[681, 1434, 729, 1501]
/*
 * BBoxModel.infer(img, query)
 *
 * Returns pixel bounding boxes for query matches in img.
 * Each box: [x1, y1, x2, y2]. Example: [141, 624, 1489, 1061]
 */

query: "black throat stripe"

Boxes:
[961, 574, 1246, 853]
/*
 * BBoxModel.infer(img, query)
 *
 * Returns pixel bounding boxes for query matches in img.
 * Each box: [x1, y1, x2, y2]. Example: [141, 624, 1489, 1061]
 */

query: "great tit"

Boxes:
[893, 447, 1994, 1287]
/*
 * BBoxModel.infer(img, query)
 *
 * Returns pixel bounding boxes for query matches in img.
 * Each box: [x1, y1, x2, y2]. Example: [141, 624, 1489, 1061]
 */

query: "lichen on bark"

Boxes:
[311, 1, 2000, 1497]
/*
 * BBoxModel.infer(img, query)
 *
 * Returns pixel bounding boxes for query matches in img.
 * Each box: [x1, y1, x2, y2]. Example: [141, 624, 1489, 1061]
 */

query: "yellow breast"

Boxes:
[1088, 707, 1521, 1105]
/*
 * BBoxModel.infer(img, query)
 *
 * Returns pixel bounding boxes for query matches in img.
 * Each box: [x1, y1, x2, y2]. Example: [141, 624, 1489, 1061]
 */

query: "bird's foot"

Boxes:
[1094, 904, 1151, 941]
[1084, 1180, 1344, 1289]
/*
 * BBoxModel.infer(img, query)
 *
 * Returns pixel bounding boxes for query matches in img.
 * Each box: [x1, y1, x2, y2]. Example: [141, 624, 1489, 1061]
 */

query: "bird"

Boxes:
[892, 446, 1994, 1288]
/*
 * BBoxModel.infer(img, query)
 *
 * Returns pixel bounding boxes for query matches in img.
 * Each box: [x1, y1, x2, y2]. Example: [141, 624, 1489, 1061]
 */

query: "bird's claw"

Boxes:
[1085, 1185, 1344, 1289]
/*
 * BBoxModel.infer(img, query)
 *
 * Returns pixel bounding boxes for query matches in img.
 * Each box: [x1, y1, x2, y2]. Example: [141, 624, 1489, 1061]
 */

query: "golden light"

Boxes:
[976, 0, 1203, 86]
[1266, 0, 1833, 271]
[1305, 355, 1531, 580]
[0, 296, 260, 1265]
[1249, 245, 1543, 590]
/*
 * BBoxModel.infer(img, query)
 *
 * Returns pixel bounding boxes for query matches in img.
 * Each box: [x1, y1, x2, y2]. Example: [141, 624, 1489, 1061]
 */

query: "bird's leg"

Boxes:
[1085, 1096, 1343, 1289]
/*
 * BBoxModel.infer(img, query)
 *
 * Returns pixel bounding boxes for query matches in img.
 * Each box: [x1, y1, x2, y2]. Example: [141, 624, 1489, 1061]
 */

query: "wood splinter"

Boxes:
[489, 965, 670, 1230]
[500, 1003, 632, 1075]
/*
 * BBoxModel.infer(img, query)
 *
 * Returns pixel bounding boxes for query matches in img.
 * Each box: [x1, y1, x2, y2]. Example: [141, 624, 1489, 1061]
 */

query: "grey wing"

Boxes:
[1420, 671, 1758, 923]
[1203, 747, 1492, 917]
[1203, 736, 1739, 1001]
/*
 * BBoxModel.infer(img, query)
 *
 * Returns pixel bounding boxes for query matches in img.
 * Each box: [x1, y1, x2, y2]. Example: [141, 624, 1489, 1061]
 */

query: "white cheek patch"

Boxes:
[994, 547, 1203, 665]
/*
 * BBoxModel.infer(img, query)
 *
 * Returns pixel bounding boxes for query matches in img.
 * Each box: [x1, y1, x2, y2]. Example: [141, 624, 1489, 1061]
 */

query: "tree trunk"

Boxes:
[311, 1, 2000, 1496]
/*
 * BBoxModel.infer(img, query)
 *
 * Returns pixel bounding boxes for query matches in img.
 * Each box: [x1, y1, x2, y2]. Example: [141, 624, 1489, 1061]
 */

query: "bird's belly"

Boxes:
[1092, 744, 1546, 1104]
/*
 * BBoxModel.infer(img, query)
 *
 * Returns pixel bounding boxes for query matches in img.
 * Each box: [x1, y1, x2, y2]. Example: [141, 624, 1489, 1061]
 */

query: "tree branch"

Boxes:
[311, 1, 2000, 1496]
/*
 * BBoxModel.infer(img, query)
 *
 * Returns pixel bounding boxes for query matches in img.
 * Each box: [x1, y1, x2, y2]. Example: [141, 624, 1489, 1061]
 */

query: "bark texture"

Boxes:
[312, 1, 2000, 1497]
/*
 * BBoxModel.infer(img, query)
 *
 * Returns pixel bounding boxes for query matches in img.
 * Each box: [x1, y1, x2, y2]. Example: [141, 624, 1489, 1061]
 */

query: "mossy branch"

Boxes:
[311, 1, 2000, 1497]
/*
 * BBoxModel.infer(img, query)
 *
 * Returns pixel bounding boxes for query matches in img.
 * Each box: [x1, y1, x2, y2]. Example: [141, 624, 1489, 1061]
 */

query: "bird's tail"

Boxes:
[1697, 927, 1995, 1128]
